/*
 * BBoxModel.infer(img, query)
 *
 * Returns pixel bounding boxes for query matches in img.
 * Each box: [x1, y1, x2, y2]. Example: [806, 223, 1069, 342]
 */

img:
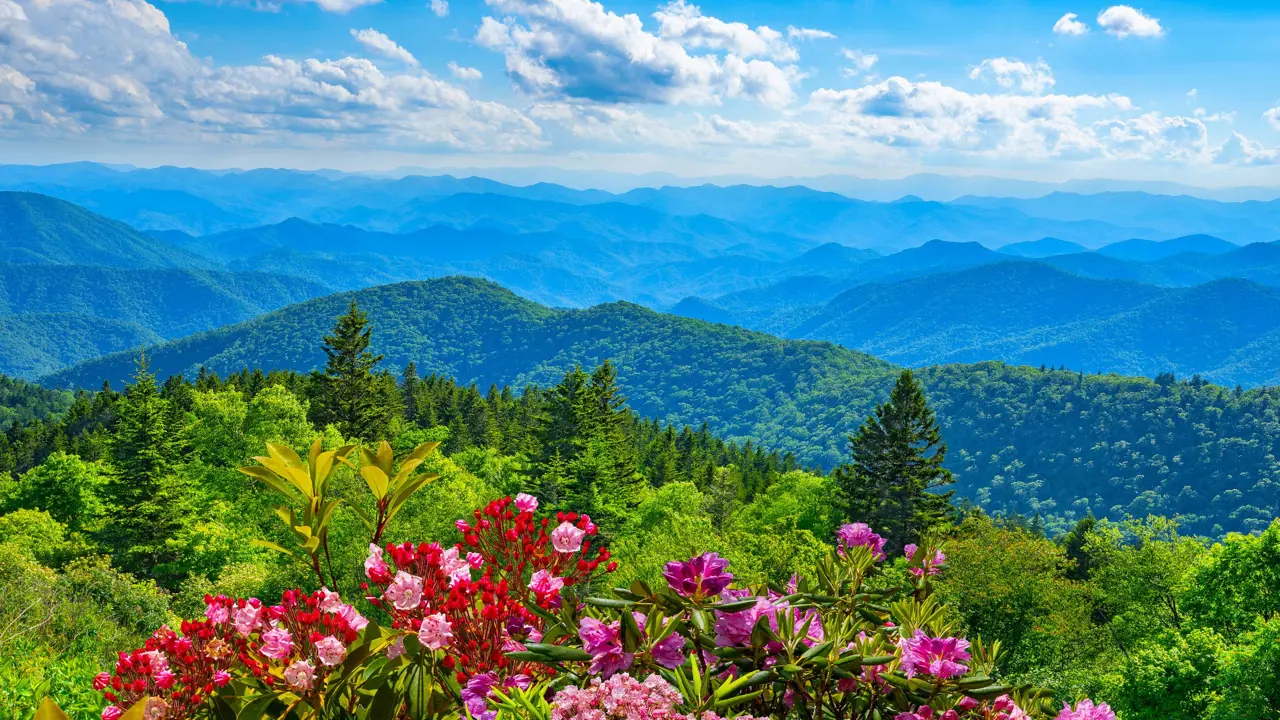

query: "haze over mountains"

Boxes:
[4, 162, 1280, 387]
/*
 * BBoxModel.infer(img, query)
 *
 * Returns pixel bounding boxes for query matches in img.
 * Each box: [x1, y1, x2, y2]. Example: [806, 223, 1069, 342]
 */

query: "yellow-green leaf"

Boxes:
[34, 698, 69, 720]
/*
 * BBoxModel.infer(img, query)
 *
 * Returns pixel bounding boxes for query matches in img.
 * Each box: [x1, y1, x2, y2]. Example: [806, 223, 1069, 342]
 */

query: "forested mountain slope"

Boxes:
[46, 276, 1280, 536]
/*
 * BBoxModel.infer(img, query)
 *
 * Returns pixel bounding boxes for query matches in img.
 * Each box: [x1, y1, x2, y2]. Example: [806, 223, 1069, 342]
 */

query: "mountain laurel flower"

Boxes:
[284, 659, 316, 691]
[93, 672, 111, 690]
[551, 674, 683, 720]
[205, 601, 229, 625]
[663, 552, 733, 599]
[440, 547, 473, 586]
[467, 551, 484, 568]
[529, 569, 565, 595]
[837, 523, 887, 561]
[386, 636, 406, 659]
[551, 521, 587, 553]
[900, 630, 970, 679]
[515, 493, 539, 513]
[315, 635, 347, 666]
[143, 697, 168, 720]
[213, 670, 231, 687]
[365, 544, 392, 583]
[385, 571, 425, 611]
[418, 612, 454, 651]
[233, 604, 263, 636]
[259, 627, 294, 660]
[101, 707, 123, 720]
[153, 669, 176, 689]
[1055, 699, 1116, 720]
[317, 587, 344, 613]
[337, 603, 368, 632]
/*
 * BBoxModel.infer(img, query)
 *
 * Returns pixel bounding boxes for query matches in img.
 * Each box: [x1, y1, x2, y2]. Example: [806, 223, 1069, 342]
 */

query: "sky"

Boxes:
[3, 0, 1280, 183]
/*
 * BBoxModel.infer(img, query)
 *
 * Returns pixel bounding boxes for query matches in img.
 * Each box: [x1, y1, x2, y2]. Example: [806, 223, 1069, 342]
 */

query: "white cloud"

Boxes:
[476, 0, 800, 108]
[787, 26, 835, 41]
[1265, 106, 1280, 130]
[308, 0, 382, 11]
[449, 61, 483, 80]
[1097, 5, 1164, 38]
[1052, 12, 1089, 35]
[840, 49, 878, 78]
[1214, 132, 1280, 166]
[0, 0, 541, 150]
[430, 0, 449, 16]
[968, 57, 1054, 95]
[1093, 112, 1209, 161]
[1186, 88, 1197, 99]
[653, 0, 797, 62]
[350, 28, 418, 66]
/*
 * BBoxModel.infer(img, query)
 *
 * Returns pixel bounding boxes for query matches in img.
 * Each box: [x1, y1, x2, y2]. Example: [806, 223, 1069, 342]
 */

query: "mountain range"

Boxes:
[44, 275, 1280, 537]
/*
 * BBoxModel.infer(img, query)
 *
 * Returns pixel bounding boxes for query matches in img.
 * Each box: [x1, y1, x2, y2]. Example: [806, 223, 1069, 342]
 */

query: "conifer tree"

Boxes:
[313, 301, 394, 440]
[99, 357, 188, 583]
[834, 369, 954, 550]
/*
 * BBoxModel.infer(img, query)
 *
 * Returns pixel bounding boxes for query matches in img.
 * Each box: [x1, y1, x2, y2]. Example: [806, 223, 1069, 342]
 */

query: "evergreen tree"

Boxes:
[312, 301, 395, 440]
[98, 358, 188, 584]
[833, 369, 954, 550]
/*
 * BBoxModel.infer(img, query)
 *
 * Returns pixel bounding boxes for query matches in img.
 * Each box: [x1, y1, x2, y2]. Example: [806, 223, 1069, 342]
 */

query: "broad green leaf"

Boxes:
[251, 539, 296, 557]
[34, 698, 69, 720]
[360, 465, 390, 500]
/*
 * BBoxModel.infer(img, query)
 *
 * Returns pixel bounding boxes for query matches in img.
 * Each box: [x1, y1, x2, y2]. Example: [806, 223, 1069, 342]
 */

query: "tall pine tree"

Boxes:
[833, 369, 954, 550]
[99, 357, 188, 584]
[313, 301, 396, 440]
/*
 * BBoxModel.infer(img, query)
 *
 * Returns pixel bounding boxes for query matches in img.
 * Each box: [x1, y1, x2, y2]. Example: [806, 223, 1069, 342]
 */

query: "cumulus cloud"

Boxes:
[841, 49, 878, 78]
[968, 57, 1054, 95]
[350, 28, 418, 66]
[430, 0, 449, 15]
[787, 26, 835, 41]
[449, 61, 483, 80]
[1215, 132, 1280, 166]
[0, 0, 541, 150]
[1265, 106, 1280, 130]
[1052, 12, 1089, 35]
[1093, 112, 1208, 161]
[1097, 5, 1164, 38]
[476, 0, 800, 108]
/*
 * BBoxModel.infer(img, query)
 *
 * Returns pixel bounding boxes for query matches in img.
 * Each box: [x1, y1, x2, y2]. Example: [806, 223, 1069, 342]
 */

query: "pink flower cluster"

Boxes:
[579, 614, 686, 678]
[837, 523, 887, 561]
[905, 544, 946, 578]
[1055, 700, 1116, 720]
[712, 588, 823, 651]
[899, 630, 971, 679]
[550, 673, 685, 720]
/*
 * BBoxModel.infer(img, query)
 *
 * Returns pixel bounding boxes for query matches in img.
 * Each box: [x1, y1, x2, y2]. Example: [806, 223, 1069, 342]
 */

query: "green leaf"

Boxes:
[523, 644, 594, 662]
[250, 539, 296, 557]
[585, 597, 635, 609]
[34, 698, 69, 720]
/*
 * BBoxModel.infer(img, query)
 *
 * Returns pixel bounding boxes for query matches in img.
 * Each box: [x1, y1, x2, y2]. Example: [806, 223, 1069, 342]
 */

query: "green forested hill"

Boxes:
[0, 313, 162, 378]
[45, 276, 1280, 535]
[0, 191, 213, 268]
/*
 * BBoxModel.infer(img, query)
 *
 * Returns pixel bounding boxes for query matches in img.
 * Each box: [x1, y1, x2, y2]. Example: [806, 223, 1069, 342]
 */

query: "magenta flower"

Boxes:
[1055, 700, 1116, 720]
[899, 630, 970, 679]
[232, 603, 262, 636]
[467, 552, 484, 568]
[365, 544, 392, 583]
[213, 670, 231, 687]
[651, 631, 687, 668]
[993, 695, 1031, 720]
[418, 612, 454, 651]
[551, 521, 587, 553]
[205, 602, 229, 625]
[315, 635, 347, 666]
[515, 493, 539, 513]
[663, 552, 733, 599]
[284, 659, 315, 691]
[385, 571, 425, 611]
[462, 672, 500, 718]
[101, 707, 123, 720]
[836, 523, 887, 561]
[260, 627, 294, 660]
[577, 616, 634, 677]
[895, 708, 934, 720]
[529, 569, 565, 595]
[714, 589, 771, 647]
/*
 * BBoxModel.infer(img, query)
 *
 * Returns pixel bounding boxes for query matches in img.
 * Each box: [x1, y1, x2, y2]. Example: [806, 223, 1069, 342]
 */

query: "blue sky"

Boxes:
[3, 0, 1280, 183]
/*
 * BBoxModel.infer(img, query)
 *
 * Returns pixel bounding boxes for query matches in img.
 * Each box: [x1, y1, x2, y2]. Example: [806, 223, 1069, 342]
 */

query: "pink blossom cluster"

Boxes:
[712, 588, 823, 651]
[899, 630, 971, 679]
[1055, 699, 1116, 720]
[837, 523, 887, 561]
[550, 673, 685, 720]
[904, 544, 947, 578]
[578, 614, 686, 678]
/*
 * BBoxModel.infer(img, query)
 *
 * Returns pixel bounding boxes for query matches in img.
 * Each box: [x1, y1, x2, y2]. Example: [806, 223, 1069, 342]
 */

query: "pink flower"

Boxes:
[899, 630, 970, 679]
[317, 587, 344, 613]
[529, 569, 565, 595]
[515, 493, 539, 513]
[551, 521, 587, 553]
[315, 635, 347, 666]
[93, 672, 110, 690]
[663, 552, 733, 599]
[904, 544, 918, 559]
[102, 707, 123, 720]
[205, 601, 229, 625]
[143, 697, 168, 720]
[337, 603, 369, 632]
[284, 659, 315, 691]
[140, 650, 168, 674]
[467, 552, 484, 568]
[418, 612, 454, 651]
[651, 631, 687, 668]
[895, 708, 934, 720]
[154, 670, 176, 689]
[213, 670, 231, 687]
[233, 604, 263, 636]
[1055, 700, 1116, 720]
[365, 544, 392, 583]
[440, 547, 472, 586]
[385, 571, 424, 611]
[386, 636, 406, 659]
[909, 548, 947, 578]
[260, 627, 294, 660]
[550, 673, 679, 720]
[836, 523, 887, 561]
[993, 696, 1031, 720]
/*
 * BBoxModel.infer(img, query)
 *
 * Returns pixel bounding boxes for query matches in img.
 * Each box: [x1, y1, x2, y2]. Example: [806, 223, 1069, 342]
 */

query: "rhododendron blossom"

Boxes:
[837, 523, 887, 561]
[1055, 699, 1116, 720]
[900, 630, 970, 679]
[663, 552, 733, 599]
